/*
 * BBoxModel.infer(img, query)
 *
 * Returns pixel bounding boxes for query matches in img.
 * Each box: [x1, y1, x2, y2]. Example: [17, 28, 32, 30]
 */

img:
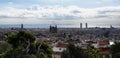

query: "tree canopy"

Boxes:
[111, 42, 120, 58]
[6, 31, 36, 48]
[61, 43, 89, 58]
[0, 31, 53, 58]
[85, 45, 100, 58]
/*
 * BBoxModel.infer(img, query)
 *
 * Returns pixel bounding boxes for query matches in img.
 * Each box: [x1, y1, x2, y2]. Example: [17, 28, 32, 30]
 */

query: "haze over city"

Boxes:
[0, 0, 120, 28]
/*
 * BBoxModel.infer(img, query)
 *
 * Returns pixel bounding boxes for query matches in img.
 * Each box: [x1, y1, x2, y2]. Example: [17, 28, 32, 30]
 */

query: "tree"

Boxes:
[61, 43, 89, 58]
[4, 31, 53, 58]
[3, 47, 26, 58]
[0, 42, 12, 58]
[111, 42, 120, 58]
[6, 31, 36, 53]
[61, 50, 69, 58]
[32, 43, 53, 58]
[85, 45, 100, 58]
[38, 52, 48, 58]
[4, 49, 37, 58]
[6, 31, 36, 47]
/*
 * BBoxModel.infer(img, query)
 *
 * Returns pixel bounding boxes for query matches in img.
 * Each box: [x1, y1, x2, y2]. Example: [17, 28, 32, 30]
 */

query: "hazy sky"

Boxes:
[0, 0, 120, 27]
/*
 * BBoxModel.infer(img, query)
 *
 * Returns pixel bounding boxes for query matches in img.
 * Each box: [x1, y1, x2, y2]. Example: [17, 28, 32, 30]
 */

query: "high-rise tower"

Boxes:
[80, 23, 82, 29]
[21, 24, 23, 30]
[85, 23, 88, 28]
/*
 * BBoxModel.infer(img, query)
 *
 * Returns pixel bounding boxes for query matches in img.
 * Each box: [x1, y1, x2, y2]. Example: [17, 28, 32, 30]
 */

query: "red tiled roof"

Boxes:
[56, 43, 68, 48]
[98, 40, 109, 45]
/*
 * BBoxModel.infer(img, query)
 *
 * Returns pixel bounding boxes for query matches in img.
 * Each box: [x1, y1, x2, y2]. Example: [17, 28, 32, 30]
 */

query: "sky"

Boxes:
[0, 0, 120, 28]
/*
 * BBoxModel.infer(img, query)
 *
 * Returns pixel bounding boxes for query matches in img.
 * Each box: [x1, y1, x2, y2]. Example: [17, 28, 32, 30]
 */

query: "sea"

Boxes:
[0, 24, 79, 28]
[0, 24, 119, 28]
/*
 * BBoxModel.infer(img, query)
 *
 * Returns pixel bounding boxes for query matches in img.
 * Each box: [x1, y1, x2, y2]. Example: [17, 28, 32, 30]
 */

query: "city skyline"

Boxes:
[0, 0, 120, 27]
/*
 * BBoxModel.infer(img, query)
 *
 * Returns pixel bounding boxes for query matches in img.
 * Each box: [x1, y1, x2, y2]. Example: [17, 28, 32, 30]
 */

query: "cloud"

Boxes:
[8, 2, 13, 5]
[0, 5, 82, 19]
[101, 0, 113, 2]
[0, 5, 120, 27]
[95, 0, 118, 4]
[38, 0, 80, 3]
